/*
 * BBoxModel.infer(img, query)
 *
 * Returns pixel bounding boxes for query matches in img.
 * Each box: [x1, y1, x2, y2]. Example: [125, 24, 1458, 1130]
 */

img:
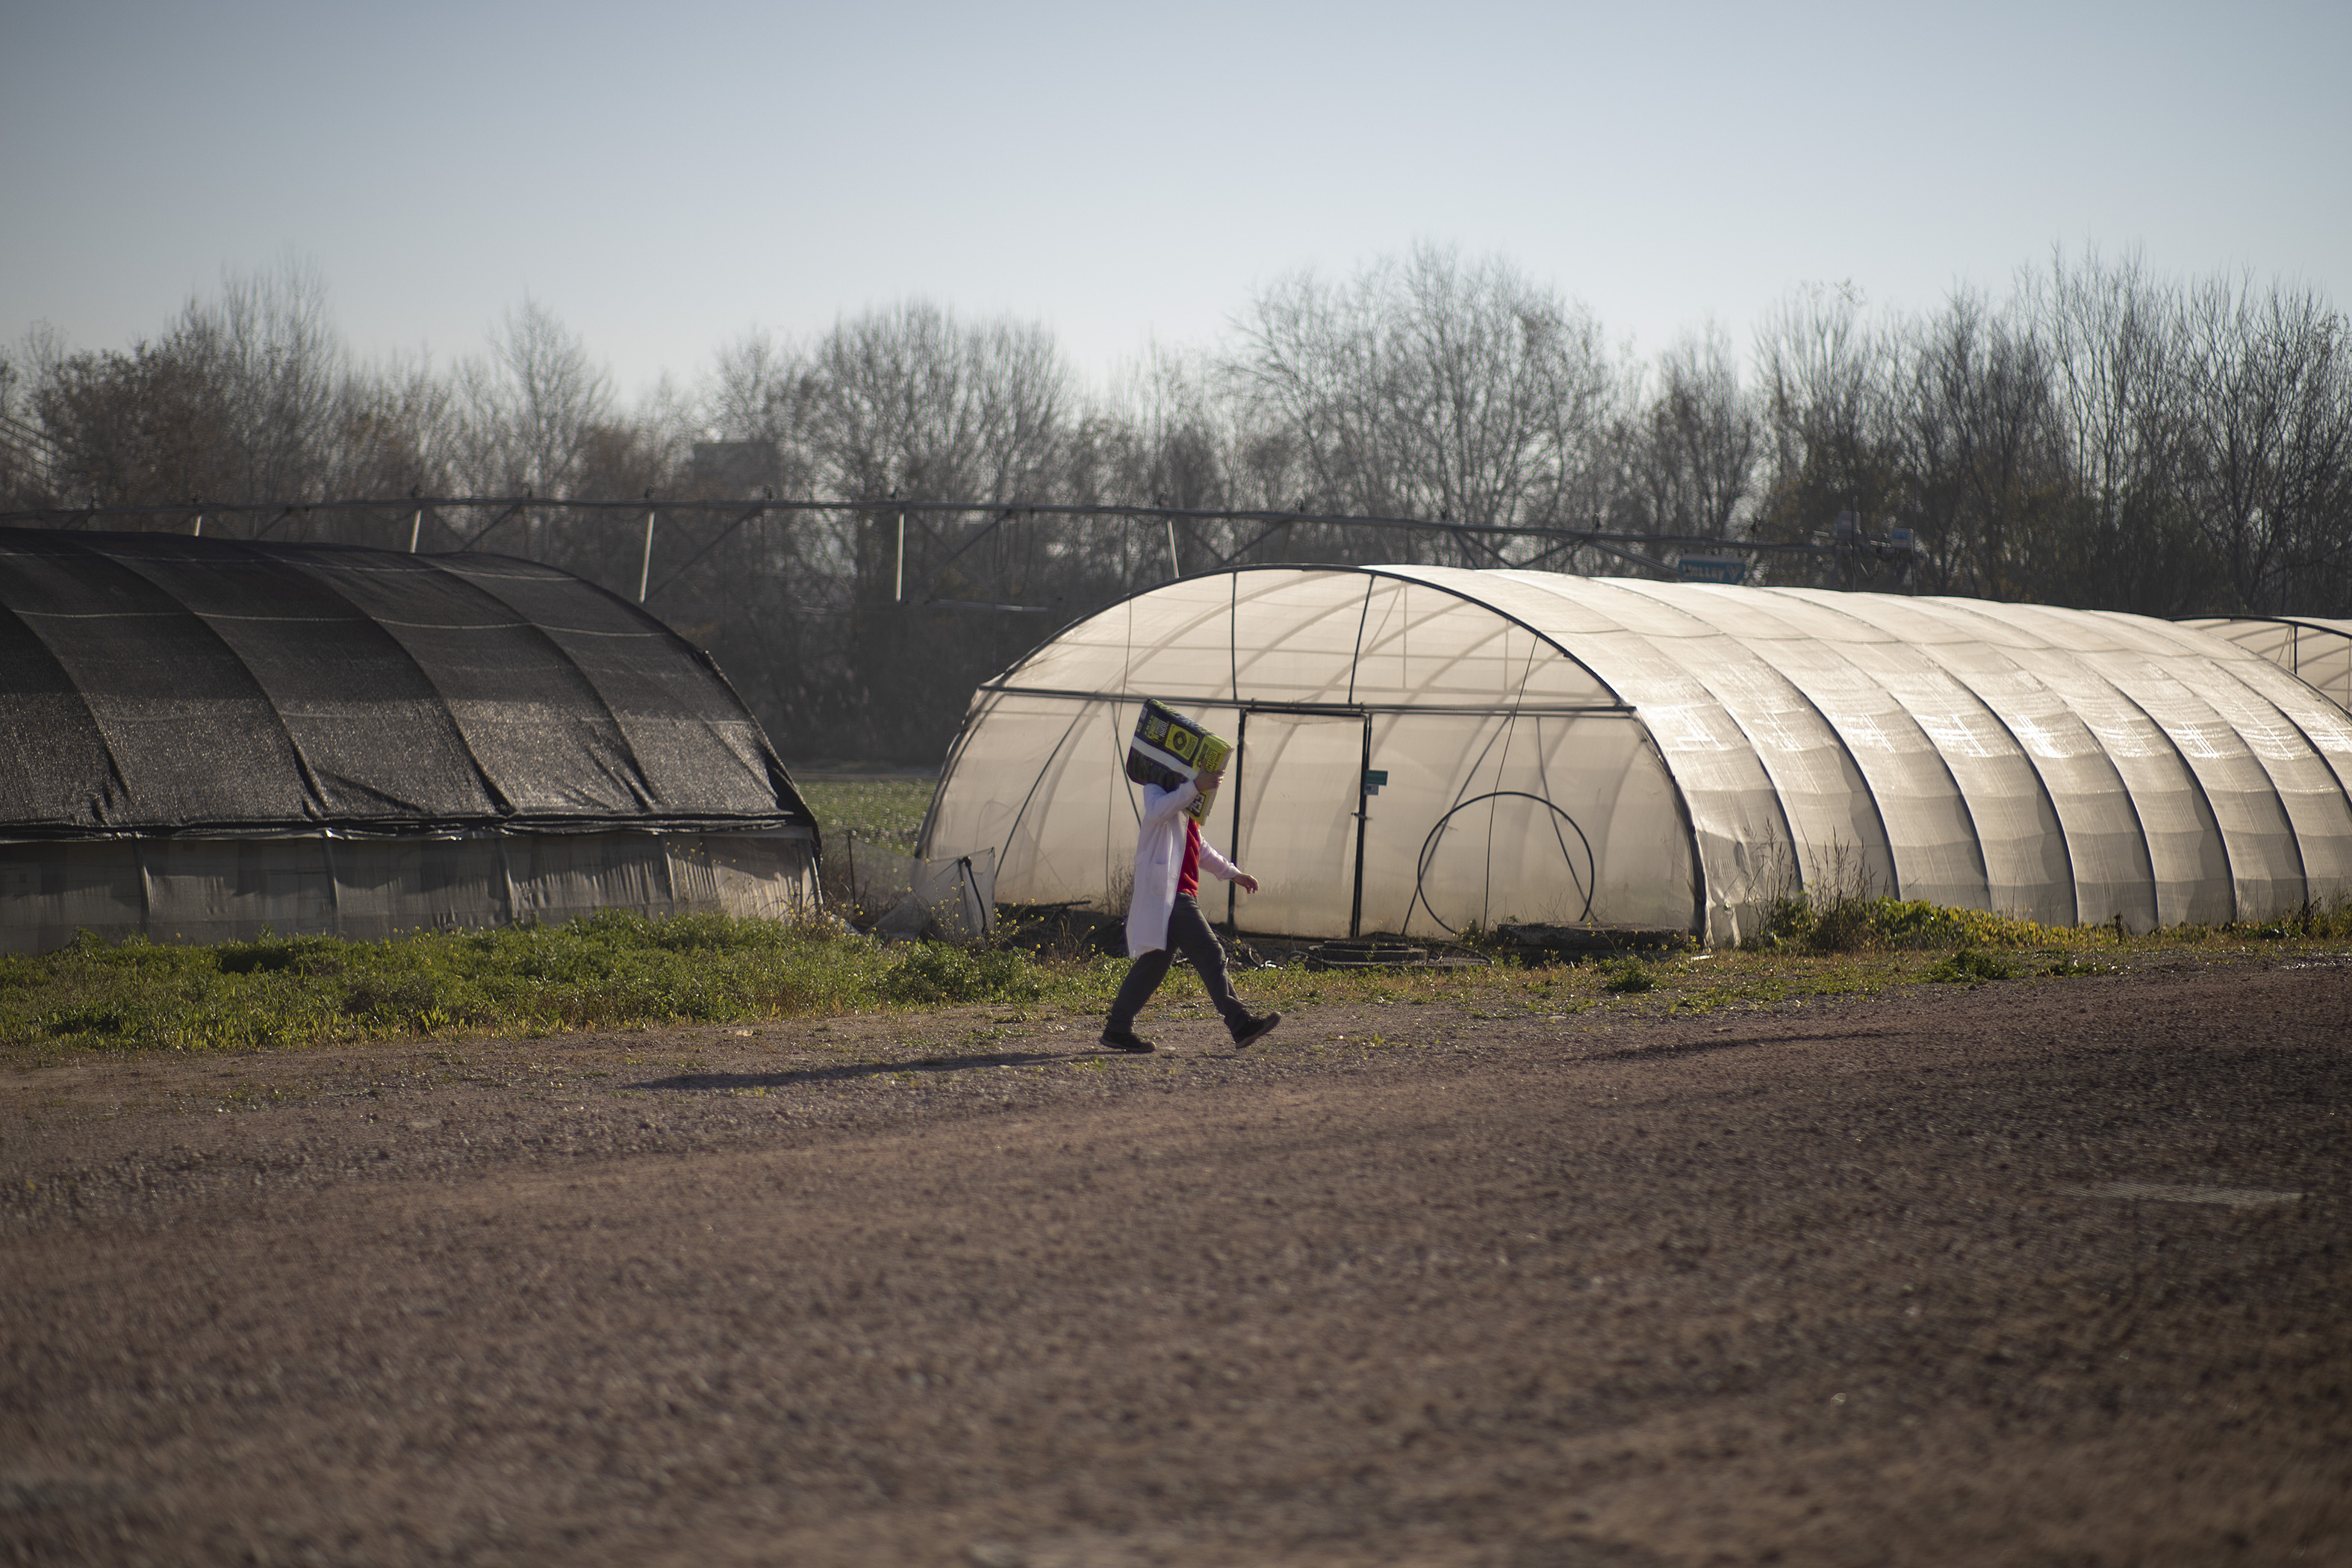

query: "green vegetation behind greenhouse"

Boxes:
[794, 777, 936, 853]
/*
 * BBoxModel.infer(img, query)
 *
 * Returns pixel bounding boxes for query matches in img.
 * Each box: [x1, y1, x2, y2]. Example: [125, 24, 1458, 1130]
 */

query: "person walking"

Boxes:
[1102, 762, 1281, 1054]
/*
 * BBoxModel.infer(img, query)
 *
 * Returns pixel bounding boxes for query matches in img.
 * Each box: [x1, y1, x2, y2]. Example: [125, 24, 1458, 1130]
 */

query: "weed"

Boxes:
[1749, 894, 2060, 954]
[877, 943, 1039, 1005]
[2233, 897, 2352, 942]
[1602, 959, 1656, 994]
[1926, 949, 2016, 983]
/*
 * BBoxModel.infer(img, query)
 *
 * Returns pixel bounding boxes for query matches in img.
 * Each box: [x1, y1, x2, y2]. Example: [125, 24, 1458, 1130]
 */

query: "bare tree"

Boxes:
[703, 328, 805, 449]
[452, 299, 617, 497]
[1749, 281, 1903, 582]
[796, 302, 1068, 504]
[10, 249, 2348, 760]
[182, 259, 346, 503]
[2174, 273, 2352, 612]
[1609, 323, 1758, 541]
[1882, 290, 2068, 597]
[328, 353, 464, 501]
[1224, 246, 1611, 564]
[2013, 248, 2214, 612]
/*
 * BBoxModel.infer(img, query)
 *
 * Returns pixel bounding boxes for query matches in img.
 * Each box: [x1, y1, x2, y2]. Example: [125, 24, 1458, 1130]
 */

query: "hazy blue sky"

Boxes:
[5, 0, 2346, 400]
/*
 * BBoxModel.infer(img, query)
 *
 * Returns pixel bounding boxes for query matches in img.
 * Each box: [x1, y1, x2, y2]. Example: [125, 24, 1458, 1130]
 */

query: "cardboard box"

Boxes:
[1125, 699, 1231, 823]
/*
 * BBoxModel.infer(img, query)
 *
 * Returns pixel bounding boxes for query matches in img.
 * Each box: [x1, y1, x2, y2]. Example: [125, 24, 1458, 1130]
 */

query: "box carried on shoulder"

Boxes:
[1126, 698, 1231, 824]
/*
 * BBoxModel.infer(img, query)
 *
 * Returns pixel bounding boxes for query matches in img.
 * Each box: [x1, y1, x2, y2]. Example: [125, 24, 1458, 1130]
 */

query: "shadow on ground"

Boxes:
[635, 1051, 1086, 1092]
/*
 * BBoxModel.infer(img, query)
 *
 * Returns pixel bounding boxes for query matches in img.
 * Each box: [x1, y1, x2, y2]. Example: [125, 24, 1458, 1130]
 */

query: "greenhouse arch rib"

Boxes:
[2126, 616, 2317, 911]
[1702, 582, 2029, 921]
[1801, 589, 2144, 933]
[983, 564, 1639, 714]
[1545, 575, 1877, 927]
[1964, 600, 2276, 924]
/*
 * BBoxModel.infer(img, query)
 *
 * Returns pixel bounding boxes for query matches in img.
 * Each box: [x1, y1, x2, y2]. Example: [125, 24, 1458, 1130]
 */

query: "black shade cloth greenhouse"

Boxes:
[0, 529, 813, 839]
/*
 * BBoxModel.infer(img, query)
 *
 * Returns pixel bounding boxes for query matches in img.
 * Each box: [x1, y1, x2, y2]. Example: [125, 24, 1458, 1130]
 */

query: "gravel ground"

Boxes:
[3, 956, 2348, 1567]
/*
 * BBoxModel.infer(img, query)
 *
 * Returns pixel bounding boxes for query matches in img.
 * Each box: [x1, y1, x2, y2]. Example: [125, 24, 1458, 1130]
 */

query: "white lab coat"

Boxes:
[1125, 781, 1242, 957]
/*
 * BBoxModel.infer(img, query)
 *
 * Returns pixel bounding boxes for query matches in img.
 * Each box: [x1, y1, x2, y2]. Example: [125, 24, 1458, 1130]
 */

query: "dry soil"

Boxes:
[3, 957, 2348, 1567]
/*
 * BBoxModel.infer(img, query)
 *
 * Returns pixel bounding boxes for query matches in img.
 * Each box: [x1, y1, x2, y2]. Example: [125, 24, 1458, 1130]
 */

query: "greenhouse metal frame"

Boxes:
[2185, 616, 2352, 715]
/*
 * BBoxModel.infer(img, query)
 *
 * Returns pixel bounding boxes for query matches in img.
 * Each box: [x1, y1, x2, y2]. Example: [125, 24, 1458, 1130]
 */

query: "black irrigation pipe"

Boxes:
[0, 496, 1844, 559]
[1408, 791, 1598, 937]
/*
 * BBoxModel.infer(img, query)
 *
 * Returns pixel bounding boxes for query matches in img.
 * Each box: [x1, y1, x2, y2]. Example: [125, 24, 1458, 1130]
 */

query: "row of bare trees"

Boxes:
[4, 247, 2348, 759]
[1750, 257, 2352, 613]
[0, 265, 682, 511]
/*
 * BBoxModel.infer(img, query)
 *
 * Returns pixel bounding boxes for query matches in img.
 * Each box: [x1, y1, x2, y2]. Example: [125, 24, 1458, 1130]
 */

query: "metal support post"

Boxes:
[408, 508, 423, 553]
[637, 508, 656, 601]
[1348, 712, 1372, 939]
[894, 511, 906, 603]
[1225, 709, 1249, 935]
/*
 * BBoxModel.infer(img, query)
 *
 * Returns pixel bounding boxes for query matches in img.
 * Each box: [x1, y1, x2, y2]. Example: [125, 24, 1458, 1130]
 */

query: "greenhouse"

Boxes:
[0, 529, 818, 952]
[2183, 615, 2352, 714]
[919, 567, 2352, 946]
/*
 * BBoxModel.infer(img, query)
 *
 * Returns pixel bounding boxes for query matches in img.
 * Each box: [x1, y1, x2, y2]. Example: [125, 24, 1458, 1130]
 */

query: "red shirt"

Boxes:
[1175, 817, 1202, 898]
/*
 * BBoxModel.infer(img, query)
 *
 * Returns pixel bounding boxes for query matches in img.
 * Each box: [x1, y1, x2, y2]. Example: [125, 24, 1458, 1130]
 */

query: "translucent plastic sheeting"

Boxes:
[1964, 602, 2346, 919]
[927, 690, 1687, 941]
[1475, 572, 1894, 931]
[1004, 570, 1617, 710]
[1770, 592, 2162, 931]
[1357, 710, 1690, 936]
[1413, 570, 2352, 933]
[927, 566, 2352, 945]
[2185, 618, 2352, 715]
[1677, 586, 2073, 921]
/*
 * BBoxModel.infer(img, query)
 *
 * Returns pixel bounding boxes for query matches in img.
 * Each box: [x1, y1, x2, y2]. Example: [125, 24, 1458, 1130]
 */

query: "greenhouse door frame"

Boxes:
[1225, 701, 1374, 939]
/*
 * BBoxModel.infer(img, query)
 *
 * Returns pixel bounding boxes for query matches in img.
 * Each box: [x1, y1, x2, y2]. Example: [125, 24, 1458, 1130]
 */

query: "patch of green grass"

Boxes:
[0, 912, 1005, 1059]
[7, 892, 2348, 1064]
[794, 778, 937, 853]
[876, 943, 1039, 1005]
[1925, 948, 2017, 983]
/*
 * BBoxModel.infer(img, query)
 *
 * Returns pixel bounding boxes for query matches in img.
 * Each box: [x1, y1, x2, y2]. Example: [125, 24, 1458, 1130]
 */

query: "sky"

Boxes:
[4, 0, 2348, 404]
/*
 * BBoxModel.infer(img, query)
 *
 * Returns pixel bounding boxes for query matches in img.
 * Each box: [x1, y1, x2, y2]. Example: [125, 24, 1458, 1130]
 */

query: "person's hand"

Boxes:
[1233, 871, 1259, 894]
[1195, 765, 1225, 794]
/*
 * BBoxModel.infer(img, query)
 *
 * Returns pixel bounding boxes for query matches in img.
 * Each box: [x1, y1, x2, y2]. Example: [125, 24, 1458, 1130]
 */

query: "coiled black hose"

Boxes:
[1407, 791, 1596, 936]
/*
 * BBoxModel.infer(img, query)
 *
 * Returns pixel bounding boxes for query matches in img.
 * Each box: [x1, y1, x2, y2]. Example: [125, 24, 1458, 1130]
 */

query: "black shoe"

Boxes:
[1099, 1030, 1157, 1054]
[1231, 1012, 1281, 1048]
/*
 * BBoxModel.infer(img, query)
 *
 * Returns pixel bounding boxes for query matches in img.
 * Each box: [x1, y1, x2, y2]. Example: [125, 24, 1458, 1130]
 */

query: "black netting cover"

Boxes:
[0, 530, 814, 839]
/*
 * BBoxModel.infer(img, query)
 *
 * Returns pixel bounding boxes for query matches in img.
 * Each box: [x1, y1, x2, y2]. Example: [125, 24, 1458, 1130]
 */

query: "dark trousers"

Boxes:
[1108, 895, 1253, 1037]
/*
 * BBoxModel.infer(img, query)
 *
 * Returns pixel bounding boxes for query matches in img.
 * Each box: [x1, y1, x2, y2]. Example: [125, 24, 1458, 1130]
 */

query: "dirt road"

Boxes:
[4, 959, 2348, 1567]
